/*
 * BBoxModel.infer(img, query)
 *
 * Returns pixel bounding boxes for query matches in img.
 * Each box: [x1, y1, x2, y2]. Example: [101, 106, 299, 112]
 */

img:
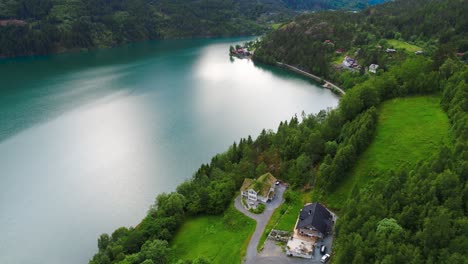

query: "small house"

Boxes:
[369, 64, 379, 74]
[415, 50, 424, 55]
[343, 56, 359, 68]
[386, 48, 396, 53]
[296, 203, 333, 239]
[236, 48, 245, 55]
[240, 173, 277, 203]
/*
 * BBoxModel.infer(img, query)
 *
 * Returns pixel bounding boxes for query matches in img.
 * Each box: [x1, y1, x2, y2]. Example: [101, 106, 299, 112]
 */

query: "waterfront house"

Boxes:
[240, 173, 277, 203]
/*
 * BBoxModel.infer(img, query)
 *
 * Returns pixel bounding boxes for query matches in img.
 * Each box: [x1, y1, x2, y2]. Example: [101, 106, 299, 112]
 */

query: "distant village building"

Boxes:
[415, 50, 424, 55]
[386, 48, 397, 53]
[323, 40, 334, 46]
[369, 64, 379, 74]
[0, 19, 26, 26]
[240, 173, 277, 203]
[296, 203, 333, 239]
[342, 56, 359, 68]
[335, 49, 344, 54]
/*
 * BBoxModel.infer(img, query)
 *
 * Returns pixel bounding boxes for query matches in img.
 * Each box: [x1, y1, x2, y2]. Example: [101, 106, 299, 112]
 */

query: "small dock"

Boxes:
[276, 62, 346, 96]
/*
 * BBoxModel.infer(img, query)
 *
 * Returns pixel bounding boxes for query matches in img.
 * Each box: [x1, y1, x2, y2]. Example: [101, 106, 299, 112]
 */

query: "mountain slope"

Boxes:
[254, 0, 468, 78]
[0, 0, 389, 58]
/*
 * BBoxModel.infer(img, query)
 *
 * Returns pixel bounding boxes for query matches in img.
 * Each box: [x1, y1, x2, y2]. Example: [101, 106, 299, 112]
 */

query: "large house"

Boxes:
[296, 203, 333, 239]
[240, 173, 277, 203]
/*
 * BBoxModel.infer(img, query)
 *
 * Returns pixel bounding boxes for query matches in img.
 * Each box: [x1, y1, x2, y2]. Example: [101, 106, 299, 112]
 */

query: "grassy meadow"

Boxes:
[387, 39, 422, 53]
[170, 204, 255, 263]
[325, 96, 450, 209]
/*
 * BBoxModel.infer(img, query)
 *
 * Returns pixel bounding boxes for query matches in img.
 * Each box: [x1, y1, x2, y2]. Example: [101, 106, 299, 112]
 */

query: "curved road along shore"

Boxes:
[234, 184, 286, 263]
[276, 62, 346, 96]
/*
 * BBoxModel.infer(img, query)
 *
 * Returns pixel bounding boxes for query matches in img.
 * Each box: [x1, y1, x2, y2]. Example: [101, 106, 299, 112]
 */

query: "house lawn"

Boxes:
[387, 39, 422, 53]
[170, 204, 255, 263]
[257, 190, 312, 251]
[325, 96, 450, 209]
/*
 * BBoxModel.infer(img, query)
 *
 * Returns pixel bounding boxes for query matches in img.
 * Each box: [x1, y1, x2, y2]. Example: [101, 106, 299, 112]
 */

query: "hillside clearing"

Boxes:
[387, 39, 422, 53]
[170, 204, 255, 263]
[325, 96, 450, 209]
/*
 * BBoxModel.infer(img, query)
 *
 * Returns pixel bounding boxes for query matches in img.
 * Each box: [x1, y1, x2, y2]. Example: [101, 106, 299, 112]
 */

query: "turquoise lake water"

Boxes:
[0, 38, 339, 264]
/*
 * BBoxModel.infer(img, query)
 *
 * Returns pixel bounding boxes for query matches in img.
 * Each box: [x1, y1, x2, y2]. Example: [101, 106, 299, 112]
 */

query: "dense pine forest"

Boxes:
[0, 0, 387, 58]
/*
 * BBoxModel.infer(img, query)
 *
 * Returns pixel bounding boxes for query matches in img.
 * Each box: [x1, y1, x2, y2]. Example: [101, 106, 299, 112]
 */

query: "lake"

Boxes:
[0, 38, 339, 264]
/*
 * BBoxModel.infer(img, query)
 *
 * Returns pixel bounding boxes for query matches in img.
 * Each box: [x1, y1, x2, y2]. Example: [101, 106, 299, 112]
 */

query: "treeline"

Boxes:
[334, 64, 468, 263]
[281, 0, 387, 10]
[254, 0, 468, 80]
[0, 0, 387, 58]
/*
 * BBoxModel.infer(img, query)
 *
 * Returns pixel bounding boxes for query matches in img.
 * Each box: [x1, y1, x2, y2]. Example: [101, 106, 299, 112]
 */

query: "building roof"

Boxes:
[296, 203, 332, 236]
[241, 178, 254, 191]
[240, 173, 277, 197]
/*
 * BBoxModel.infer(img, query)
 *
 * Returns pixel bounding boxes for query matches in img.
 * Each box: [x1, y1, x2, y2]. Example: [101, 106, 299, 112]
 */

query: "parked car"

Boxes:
[320, 245, 327, 254]
[321, 254, 331, 263]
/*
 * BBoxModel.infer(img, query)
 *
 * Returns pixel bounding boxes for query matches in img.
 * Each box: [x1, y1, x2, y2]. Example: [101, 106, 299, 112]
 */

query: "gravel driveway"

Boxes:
[235, 184, 336, 264]
[234, 184, 286, 263]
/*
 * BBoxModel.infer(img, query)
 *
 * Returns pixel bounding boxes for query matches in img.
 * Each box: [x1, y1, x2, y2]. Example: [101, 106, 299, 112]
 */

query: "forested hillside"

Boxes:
[252, 0, 468, 263]
[254, 0, 468, 80]
[0, 0, 388, 58]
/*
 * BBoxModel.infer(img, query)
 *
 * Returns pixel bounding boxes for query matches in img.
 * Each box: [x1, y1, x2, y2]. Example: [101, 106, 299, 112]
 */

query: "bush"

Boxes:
[249, 203, 266, 214]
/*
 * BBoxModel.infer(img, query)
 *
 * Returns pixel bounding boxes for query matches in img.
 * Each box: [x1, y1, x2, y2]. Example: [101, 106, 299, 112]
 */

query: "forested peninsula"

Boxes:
[89, 0, 467, 263]
[0, 0, 387, 58]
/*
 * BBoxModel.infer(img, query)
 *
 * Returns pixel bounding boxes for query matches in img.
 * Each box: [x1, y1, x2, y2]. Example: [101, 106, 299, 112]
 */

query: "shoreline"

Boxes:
[275, 62, 346, 96]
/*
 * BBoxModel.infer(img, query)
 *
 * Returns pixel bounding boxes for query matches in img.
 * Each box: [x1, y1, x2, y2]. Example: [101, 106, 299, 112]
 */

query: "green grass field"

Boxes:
[257, 190, 312, 250]
[271, 23, 283, 30]
[387, 39, 422, 53]
[170, 205, 255, 264]
[325, 96, 449, 209]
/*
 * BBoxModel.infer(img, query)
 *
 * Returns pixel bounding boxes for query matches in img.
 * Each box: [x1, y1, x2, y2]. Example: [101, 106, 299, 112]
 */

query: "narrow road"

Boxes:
[276, 62, 346, 96]
[234, 184, 286, 264]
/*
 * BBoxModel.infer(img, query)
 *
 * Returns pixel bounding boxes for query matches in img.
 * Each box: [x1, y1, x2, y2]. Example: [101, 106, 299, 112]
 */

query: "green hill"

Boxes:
[326, 96, 450, 209]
